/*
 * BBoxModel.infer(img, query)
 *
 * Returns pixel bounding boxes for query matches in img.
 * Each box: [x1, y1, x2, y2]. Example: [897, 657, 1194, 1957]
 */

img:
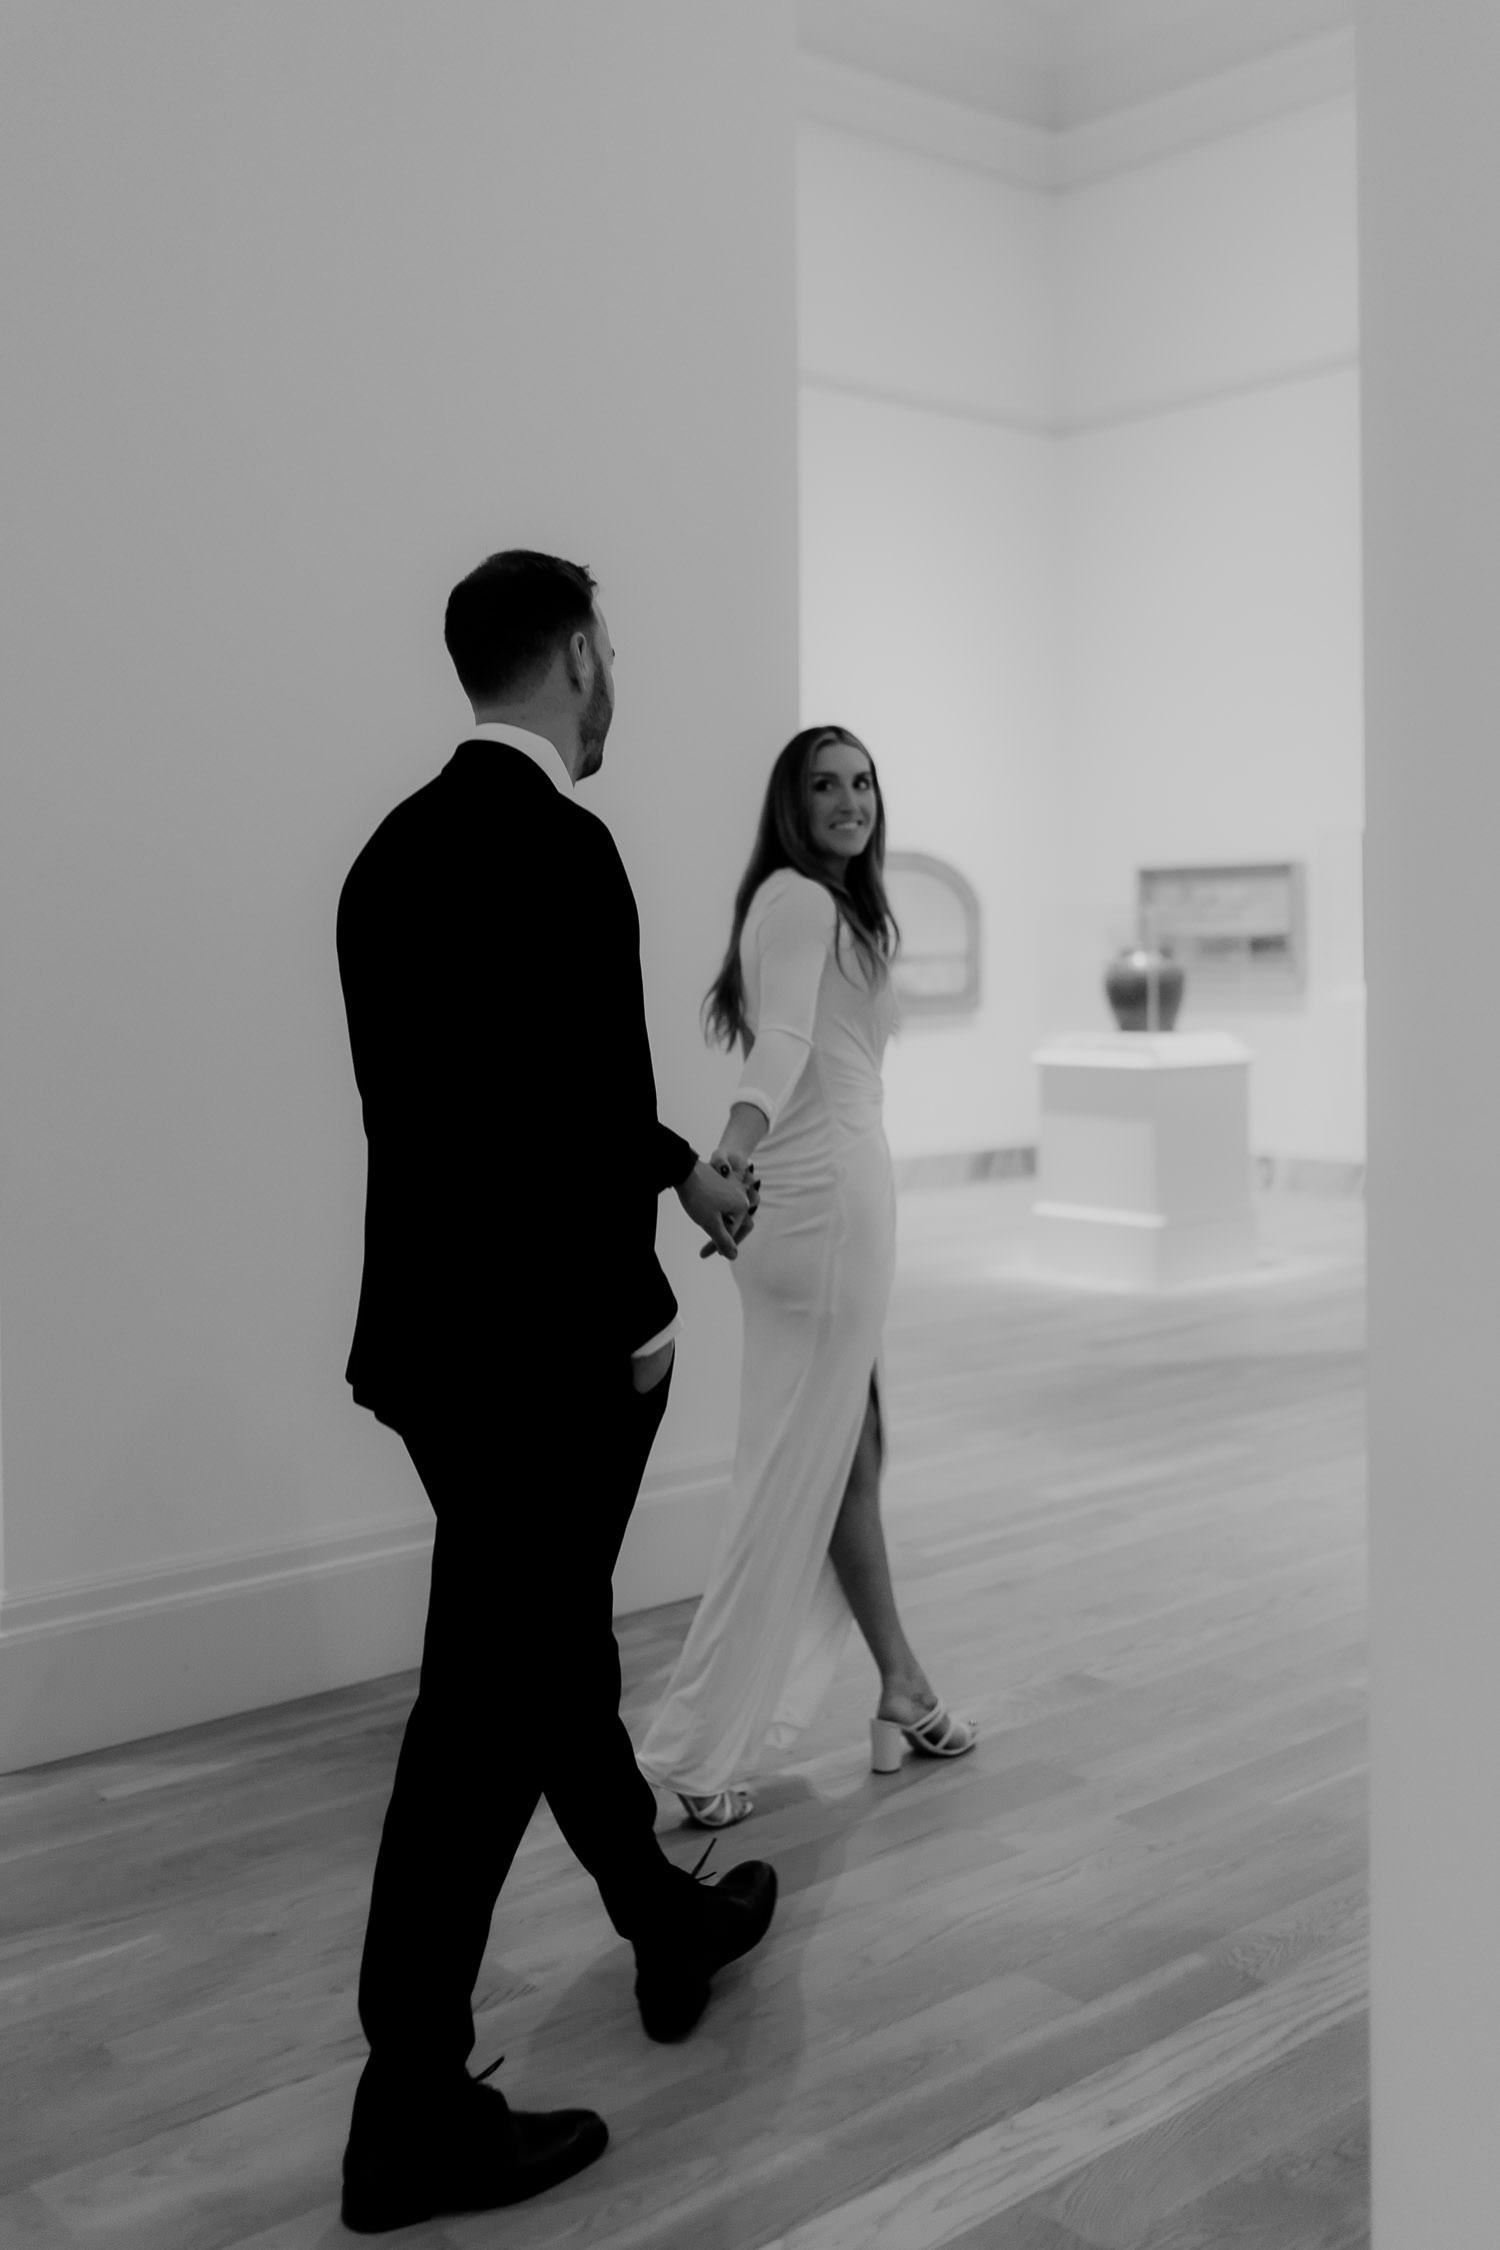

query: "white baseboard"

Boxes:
[892, 1147, 1365, 1200]
[1254, 1154, 1366, 1197]
[0, 1459, 732, 1776]
[891, 1146, 1037, 1190]
[610, 1455, 731, 1619]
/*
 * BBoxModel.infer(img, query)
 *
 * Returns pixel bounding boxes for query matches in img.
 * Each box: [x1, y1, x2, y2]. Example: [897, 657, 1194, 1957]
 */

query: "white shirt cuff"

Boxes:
[631, 1321, 677, 1359]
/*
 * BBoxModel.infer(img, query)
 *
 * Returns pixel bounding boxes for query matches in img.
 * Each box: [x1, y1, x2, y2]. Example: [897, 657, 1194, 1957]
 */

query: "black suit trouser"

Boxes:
[356, 1354, 679, 2076]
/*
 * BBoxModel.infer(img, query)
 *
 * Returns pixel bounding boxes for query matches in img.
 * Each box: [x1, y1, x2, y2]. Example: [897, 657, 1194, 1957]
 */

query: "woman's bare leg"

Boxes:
[827, 1381, 937, 1721]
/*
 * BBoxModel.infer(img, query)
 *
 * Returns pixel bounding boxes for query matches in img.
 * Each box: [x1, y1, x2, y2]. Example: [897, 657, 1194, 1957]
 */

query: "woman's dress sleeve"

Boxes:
[732, 877, 837, 1130]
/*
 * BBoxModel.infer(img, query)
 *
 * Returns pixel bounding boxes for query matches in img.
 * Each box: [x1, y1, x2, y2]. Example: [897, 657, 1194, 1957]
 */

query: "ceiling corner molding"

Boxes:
[794, 51, 1057, 191]
[1056, 28, 1356, 188]
[795, 28, 1355, 194]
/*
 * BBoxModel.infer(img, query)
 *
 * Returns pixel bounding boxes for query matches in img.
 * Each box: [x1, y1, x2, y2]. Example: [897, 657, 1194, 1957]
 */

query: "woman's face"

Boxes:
[807, 737, 877, 870]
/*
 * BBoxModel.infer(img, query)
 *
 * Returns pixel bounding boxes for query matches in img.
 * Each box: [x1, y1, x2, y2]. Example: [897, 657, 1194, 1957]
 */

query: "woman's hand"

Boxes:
[697, 1149, 761, 1259]
[714, 1102, 771, 1174]
[676, 1159, 753, 1259]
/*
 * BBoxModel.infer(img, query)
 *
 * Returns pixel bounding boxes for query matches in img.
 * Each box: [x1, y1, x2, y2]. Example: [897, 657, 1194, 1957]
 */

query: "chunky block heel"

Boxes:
[871, 1699, 978, 1775]
[870, 1717, 906, 1773]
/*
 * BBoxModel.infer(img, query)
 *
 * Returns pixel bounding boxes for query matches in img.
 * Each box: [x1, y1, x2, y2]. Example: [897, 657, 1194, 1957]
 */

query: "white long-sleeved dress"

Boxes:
[636, 868, 899, 1795]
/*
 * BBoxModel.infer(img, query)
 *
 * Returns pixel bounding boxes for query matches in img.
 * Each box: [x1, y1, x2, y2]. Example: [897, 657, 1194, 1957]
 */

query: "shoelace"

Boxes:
[689, 1837, 718, 1883]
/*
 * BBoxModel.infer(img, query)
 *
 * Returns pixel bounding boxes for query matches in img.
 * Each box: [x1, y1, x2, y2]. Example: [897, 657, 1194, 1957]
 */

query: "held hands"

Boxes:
[676, 1151, 761, 1261]
[703, 1146, 761, 1259]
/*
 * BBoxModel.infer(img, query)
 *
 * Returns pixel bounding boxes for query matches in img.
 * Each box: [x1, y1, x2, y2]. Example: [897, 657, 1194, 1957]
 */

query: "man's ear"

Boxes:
[563, 628, 592, 691]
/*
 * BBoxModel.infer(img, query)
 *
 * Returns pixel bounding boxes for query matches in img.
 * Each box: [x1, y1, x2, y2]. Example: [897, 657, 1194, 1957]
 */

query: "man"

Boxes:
[335, 549, 778, 2233]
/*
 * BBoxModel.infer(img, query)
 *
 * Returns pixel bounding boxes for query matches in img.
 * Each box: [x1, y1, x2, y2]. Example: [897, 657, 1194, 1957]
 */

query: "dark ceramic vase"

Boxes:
[1104, 944, 1186, 1032]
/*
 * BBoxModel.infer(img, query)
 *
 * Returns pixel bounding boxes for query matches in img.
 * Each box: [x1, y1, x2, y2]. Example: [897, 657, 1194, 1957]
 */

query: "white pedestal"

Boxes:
[1032, 1032, 1256, 1288]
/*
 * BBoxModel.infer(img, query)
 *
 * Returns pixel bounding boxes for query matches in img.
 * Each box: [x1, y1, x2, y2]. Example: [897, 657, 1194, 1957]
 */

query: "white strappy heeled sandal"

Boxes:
[677, 1786, 756, 1829]
[870, 1698, 978, 1775]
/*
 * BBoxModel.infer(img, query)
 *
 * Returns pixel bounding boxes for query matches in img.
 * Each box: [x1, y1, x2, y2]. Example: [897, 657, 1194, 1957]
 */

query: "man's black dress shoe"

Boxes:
[633, 1852, 778, 2042]
[340, 2059, 608, 2234]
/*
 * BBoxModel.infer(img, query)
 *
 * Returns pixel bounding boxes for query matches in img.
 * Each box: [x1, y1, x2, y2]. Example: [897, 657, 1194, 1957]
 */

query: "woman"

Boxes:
[635, 725, 976, 1828]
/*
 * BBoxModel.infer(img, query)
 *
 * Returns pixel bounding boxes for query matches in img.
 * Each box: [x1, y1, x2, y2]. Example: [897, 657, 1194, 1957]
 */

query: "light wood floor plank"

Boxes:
[1, 1183, 1369, 2248]
[753, 1940, 1366, 2250]
[1039, 2014, 1368, 2246]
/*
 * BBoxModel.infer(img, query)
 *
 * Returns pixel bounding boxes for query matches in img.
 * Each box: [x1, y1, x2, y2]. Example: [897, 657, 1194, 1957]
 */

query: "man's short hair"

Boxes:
[444, 550, 599, 703]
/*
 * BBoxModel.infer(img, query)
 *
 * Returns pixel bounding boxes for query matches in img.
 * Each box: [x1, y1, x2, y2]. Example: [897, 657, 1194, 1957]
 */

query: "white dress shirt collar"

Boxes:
[463, 720, 574, 797]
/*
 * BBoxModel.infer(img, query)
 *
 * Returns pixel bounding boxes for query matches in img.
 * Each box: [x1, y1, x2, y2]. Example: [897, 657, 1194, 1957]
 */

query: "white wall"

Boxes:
[797, 123, 1060, 1157]
[796, 93, 1365, 1167]
[1056, 100, 1365, 1164]
[798, 123, 1054, 423]
[1359, 4, 1500, 2238]
[0, 0, 798, 1768]
[1056, 101, 1359, 424]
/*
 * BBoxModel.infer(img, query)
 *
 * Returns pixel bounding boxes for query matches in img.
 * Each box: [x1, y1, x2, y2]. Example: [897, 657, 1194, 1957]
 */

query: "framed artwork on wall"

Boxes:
[884, 852, 981, 1017]
[1138, 862, 1306, 997]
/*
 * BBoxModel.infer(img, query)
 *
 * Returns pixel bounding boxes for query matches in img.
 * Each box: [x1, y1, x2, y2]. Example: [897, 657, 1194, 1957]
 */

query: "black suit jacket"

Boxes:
[336, 741, 698, 1424]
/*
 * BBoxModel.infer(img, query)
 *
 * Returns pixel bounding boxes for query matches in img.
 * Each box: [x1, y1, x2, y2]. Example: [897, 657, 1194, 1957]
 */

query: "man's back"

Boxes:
[336, 741, 676, 1420]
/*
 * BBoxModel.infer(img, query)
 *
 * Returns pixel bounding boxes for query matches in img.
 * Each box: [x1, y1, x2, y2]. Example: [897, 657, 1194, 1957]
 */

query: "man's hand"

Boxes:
[697, 1147, 761, 1259]
[676, 1158, 753, 1260]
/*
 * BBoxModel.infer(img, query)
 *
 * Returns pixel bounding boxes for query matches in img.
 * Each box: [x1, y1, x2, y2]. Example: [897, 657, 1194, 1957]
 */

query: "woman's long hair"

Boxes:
[703, 725, 900, 1056]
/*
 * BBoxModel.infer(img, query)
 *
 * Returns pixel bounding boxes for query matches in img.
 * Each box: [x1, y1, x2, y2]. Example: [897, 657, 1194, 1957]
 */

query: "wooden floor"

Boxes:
[0, 1182, 1369, 2249]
